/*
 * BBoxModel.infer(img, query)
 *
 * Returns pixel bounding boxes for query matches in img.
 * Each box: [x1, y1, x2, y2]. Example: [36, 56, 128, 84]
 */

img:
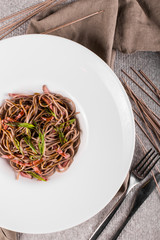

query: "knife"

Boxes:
[111, 172, 160, 240]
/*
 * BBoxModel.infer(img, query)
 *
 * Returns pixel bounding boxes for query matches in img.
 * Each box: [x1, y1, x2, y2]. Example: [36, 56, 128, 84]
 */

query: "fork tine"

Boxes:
[139, 153, 159, 173]
[136, 149, 155, 172]
[134, 153, 160, 180]
[142, 155, 160, 178]
[133, 148, 152, 171]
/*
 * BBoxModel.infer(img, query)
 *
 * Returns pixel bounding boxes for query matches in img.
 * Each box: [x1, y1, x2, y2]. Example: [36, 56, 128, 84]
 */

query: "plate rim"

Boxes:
[0, 34, 135, 233]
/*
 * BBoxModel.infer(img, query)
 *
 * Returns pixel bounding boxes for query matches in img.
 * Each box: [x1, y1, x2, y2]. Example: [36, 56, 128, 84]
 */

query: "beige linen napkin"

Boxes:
[27, 0, 160, 68]
[0, 228, 17, 240]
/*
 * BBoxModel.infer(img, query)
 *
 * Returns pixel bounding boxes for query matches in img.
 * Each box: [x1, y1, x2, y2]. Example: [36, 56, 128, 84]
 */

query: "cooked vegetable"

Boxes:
[0, 85, 80, 181]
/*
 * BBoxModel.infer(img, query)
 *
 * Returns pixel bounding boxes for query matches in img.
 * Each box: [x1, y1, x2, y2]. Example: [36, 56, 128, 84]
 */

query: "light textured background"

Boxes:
[0, 1, 160, 240]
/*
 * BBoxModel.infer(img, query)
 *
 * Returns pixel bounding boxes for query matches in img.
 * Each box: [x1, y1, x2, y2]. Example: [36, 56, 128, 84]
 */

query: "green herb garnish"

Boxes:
[7, 122, 35, 129]
[18, 123, 35, 129]
[14, 138, 20, 150]
[38, 131, 45, 155]
[33, 120, 37, 127]
[26, 128, 31, 138]
[67, 119, 76, 124]
[49, 109, 57, 119]
[27, 171, 46, 181]
[54, 119, 75, 144]
[55, 127, 67, 145]
[59, 118, 76, 129]
[14, 138, 23, 154]
[33, 121, 45, 155]
[24, 136, 37, 154]
[29, 155, 41, 160]
[46, 108, 57, 119]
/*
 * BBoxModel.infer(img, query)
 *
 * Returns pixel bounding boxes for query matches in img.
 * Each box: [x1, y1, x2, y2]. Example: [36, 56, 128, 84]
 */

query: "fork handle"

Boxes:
[89, 194, 126, 240]
[111, 174, 160, 240]
[111, 203, 135, 240]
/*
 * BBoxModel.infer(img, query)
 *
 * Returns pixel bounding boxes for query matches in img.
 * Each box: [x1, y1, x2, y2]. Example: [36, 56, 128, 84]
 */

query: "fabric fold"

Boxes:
[0, 228, 17, 240]
[114, 0, 160, 53]
[27, 0, 119, 67]
[27, 0, 160, 67]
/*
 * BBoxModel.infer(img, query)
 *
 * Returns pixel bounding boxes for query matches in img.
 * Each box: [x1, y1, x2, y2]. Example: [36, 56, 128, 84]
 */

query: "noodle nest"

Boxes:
[0, 85, 80, 181]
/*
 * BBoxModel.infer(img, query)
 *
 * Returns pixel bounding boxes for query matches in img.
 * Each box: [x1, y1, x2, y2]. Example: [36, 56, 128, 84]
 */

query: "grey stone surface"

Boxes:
[0, 1, 160, 240]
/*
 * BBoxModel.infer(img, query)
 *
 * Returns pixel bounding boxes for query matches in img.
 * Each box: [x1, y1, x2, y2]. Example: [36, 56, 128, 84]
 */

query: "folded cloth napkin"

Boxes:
[27, 0, 160, 68]
[0, 228, 17, 240]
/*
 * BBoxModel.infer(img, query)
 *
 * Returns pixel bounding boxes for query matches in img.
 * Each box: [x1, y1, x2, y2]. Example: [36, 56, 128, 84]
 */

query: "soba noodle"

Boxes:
[0, 85, 80, 181]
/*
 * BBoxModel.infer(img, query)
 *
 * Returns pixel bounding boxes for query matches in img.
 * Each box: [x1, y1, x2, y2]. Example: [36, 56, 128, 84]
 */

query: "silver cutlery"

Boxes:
[111, 171, 160, 240]
[89, 149, 160, 240]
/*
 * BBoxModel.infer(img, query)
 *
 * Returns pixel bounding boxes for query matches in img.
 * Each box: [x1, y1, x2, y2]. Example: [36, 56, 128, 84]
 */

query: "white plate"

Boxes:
[0, 35, 135, 234]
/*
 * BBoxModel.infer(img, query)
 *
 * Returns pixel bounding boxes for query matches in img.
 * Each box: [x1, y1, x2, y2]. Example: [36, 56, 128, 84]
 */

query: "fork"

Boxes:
[89, 148, 160, 240]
